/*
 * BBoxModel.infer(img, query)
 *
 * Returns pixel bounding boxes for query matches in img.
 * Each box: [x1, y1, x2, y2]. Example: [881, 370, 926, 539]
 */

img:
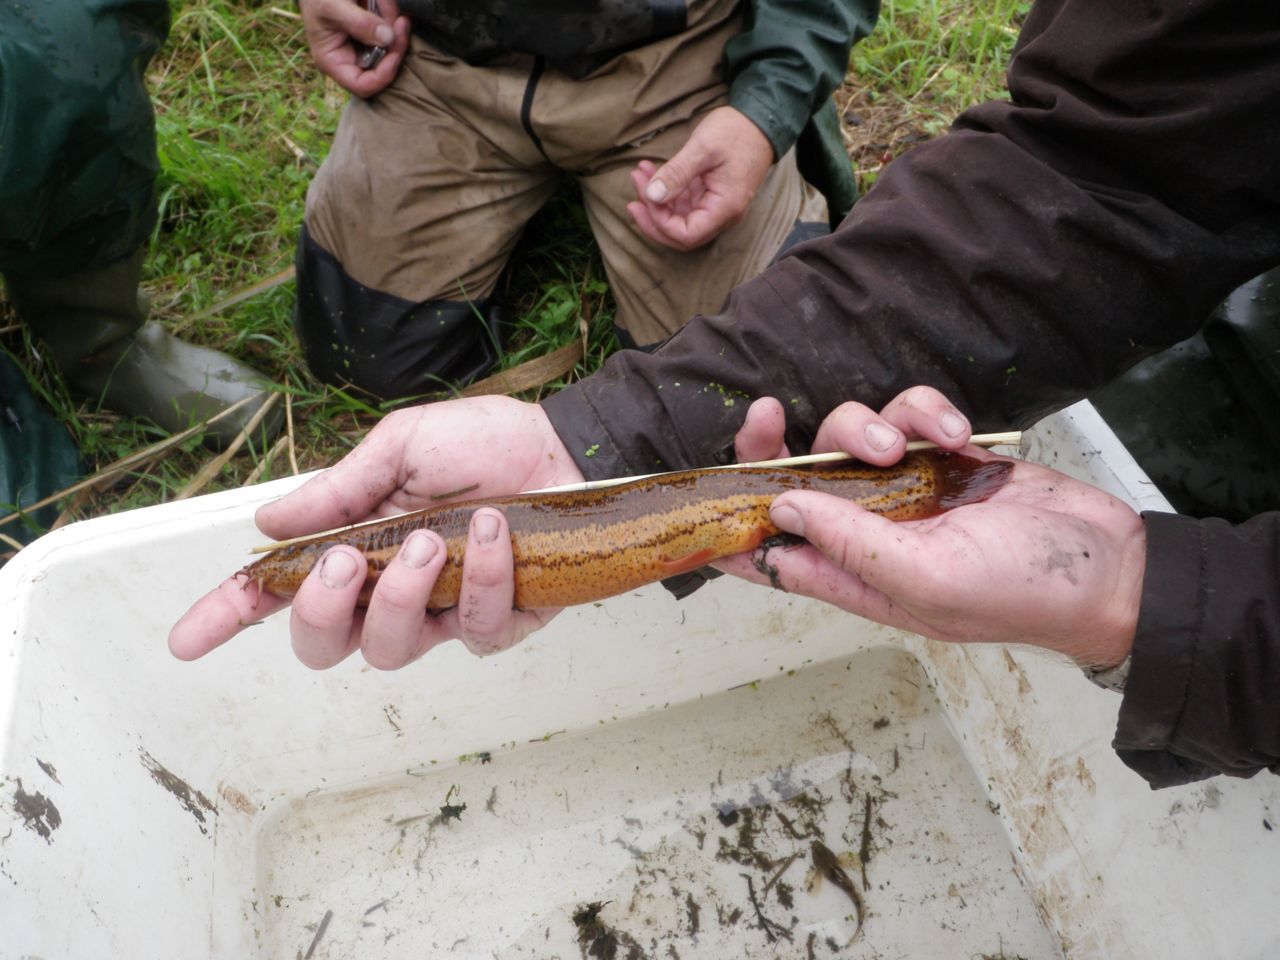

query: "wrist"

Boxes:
[532, 404, 585, 487]
[1075, 524, 1146, 688]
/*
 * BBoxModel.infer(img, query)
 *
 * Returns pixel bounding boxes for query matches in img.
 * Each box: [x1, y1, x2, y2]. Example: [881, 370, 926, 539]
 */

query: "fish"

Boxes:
[810, 839, 865, 940]
[241, 450, 1011, 610]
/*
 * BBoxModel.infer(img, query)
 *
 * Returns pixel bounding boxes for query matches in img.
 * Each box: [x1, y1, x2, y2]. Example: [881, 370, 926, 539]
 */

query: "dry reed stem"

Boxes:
[286, 391, 300, 475]
[175, 393, 281, 501]
[244, 432, 294, 486]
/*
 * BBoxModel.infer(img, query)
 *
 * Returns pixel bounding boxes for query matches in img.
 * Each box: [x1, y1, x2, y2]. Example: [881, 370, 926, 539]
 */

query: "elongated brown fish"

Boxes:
[243, 450, 1011, 610]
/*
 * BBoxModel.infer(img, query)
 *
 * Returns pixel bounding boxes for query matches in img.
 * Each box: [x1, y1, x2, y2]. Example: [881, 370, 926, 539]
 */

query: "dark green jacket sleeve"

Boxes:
[724, 0, 879, 222]
[0, 0, 169, 279]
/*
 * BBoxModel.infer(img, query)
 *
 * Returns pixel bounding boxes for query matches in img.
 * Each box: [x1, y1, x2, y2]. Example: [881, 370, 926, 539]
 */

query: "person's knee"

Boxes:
[293, 226, 502, 400]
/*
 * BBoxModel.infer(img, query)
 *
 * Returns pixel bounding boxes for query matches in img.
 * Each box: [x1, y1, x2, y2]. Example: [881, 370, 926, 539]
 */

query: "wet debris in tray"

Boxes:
[9, 777, 61, 843]
[300, 908, 333, 959]
[684, 892, 700, 936]
[393, 783, 468, 834]
[556, 711, 897, 957]
[979, 940, 1030, 960]
[386, 784, 471, 874]
[36, 758, 60, 785]
[714, 806, 772, 869]
[383, 704, 402, 734]
[742, 872, 792, 943]
[436, 784, 467, 823]
[139, 750, 217, 836]
[572, 900, 647, 960]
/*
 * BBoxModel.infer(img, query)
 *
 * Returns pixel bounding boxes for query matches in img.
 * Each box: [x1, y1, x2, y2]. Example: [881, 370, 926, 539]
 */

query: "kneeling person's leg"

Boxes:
[296, 48, 557, 400]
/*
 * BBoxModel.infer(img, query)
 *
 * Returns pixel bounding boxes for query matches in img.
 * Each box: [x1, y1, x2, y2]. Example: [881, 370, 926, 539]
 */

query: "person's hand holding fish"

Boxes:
[719, 387, 1144, 670]
[169, 397, 581, 668]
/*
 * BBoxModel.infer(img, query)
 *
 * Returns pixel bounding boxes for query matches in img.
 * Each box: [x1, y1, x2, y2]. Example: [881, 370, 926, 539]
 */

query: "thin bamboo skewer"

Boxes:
[249, 431, 1022, 554]
[527, 431, 1024, 495]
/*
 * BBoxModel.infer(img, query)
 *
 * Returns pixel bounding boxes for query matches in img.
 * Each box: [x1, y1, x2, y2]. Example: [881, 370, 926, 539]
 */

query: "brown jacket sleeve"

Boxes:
[1116, 511, 1280, 788]
[541, 0, 1280, 786]
[544, 0, 1280, 473]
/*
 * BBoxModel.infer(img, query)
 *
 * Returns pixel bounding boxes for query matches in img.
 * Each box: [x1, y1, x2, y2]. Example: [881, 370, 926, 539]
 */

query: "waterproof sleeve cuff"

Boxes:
[1114, 510, 1280, 788]
[728, 84, 803, 162]
[541, 380, 643, 483]
[540, 269, 803, 484]
[722, 1, 878, 162]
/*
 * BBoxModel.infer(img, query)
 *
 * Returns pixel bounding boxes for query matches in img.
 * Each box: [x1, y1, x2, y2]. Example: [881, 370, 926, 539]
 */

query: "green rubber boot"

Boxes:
[5, 250, 283, 449]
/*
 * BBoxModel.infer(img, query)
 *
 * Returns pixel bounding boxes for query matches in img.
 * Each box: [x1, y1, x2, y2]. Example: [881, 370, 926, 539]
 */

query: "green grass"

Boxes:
[0, 0, 1022, 549]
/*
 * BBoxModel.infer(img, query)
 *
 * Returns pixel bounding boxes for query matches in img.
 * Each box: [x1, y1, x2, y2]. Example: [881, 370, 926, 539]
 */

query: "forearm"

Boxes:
[544, 0, 1280, 480]
[1115, 511, 1280, 788]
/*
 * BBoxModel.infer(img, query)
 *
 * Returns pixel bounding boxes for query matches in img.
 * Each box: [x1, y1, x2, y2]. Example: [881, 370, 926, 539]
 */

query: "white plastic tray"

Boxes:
[2, 402, 1276, 959]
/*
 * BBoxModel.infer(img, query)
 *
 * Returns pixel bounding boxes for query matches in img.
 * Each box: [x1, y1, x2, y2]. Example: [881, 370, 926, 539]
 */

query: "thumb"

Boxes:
[769, 491, 919, 591]
[734, 397, 789, 463]
[644, 140, 709, 204]
[324, 0, 395, 47]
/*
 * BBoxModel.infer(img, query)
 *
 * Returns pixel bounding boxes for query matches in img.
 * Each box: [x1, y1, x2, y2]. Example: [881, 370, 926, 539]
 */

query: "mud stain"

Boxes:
[36, 758, 61, 785]
[12, 778, 61, 843]
[219, 783, 256, 816]
[140, 751, 217, 836]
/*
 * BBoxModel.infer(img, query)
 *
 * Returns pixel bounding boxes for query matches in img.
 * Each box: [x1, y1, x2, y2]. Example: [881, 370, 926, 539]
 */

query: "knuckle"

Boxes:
[371, 576, 421, 617]
[292, 601, 340, 637]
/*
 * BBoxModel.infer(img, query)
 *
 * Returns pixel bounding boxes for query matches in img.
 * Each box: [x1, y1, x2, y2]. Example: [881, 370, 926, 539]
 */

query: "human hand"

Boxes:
[718, 388, 1146, 667]
[169, 397, 583, 668]
[299, 0, 410, 98]
[626, 106, 775, 251]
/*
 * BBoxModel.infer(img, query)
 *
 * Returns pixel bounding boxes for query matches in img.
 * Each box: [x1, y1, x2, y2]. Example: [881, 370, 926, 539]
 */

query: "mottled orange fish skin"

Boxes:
[244, 451, 1011, 609]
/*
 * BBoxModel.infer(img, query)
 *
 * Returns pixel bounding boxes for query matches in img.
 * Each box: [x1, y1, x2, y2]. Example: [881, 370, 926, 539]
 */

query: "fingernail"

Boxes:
[939, 409, 969, 438]
[320, 550, 359, 589]
[398, 531, 437, 569]
[473, 511, 500, 544]
[771, 503, 804, 537]
[865, 422, 901, 451]
[645, 179, 668, 203]
[375, 24, 394, 45]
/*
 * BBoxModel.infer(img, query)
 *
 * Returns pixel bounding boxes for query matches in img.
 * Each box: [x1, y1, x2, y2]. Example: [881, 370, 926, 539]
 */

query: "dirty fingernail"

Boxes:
[771, 503, 805, 537]
[375, 24, 394, 45]
[645, 179, 668, 203]
[320, 550, 359, 589]
[865, 422, 900, 451]
[473, 512, 500, 544]
[940, 409, 968, 438]
[399, 531, 438, 569]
